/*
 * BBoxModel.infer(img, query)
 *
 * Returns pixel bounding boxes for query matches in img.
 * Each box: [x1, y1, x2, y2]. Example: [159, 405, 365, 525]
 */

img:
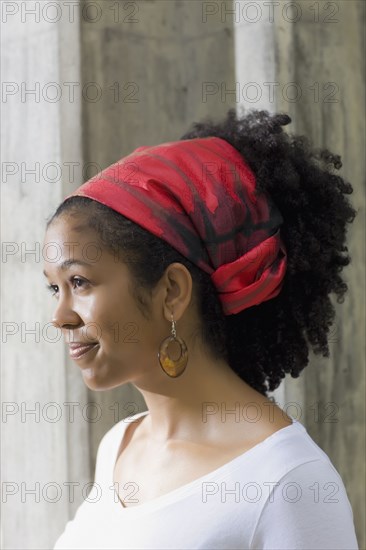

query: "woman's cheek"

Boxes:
[74, 298, 103, 339]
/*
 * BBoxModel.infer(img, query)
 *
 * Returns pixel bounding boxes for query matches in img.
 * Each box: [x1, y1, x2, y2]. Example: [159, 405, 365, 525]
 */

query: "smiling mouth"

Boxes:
[69, 344, 99, 360]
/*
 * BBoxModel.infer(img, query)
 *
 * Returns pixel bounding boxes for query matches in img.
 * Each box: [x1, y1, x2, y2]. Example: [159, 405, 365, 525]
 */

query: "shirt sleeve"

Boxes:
[249, 459, 359, 550]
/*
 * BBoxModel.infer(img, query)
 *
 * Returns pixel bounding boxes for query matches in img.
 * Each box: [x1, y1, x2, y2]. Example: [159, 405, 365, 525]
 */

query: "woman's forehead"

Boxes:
[43, 216, 110, 270]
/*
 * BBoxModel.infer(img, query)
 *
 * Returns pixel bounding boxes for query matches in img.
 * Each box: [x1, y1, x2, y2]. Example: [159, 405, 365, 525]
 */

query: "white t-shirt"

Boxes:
[53, 410, 359, 550]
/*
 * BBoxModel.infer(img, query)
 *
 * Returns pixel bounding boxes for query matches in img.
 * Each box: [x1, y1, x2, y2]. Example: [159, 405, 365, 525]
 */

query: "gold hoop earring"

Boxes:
[158, 313, 188, 378]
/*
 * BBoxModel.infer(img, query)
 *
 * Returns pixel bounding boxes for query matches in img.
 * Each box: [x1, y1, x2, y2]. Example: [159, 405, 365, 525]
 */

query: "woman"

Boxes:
[44, 109, 359, 549]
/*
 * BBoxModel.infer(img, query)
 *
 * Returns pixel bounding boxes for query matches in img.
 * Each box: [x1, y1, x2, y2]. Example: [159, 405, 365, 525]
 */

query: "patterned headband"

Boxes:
[64, 136, 287, 315]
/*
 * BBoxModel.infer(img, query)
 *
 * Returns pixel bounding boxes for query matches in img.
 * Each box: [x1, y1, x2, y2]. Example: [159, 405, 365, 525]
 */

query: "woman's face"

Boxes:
[42, 213, 170, 390]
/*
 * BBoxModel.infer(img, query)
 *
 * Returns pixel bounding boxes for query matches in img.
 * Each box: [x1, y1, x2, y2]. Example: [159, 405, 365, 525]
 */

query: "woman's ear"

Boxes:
[162, 262, 193, 322]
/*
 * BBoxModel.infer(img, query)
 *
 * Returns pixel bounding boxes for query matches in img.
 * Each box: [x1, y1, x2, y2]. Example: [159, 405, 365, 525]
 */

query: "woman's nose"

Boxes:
[51, 296, 82, 330]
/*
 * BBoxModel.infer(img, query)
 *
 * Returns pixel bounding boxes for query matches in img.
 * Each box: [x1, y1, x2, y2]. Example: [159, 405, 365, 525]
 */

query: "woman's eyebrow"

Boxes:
[43, 259, 92, 278]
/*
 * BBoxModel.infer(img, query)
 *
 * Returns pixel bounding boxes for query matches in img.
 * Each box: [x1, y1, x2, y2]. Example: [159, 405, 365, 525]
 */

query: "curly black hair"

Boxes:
[46, 108, 357, 397]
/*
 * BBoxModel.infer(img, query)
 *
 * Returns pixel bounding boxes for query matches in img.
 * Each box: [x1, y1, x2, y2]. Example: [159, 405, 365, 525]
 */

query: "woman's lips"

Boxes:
[68, 343, 99, 360]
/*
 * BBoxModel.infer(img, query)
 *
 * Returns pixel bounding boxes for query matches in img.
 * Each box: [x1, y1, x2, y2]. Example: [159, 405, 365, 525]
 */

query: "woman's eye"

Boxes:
[71, 277, 88, 290]
[45, 278, 88, 296]
[46, 284, 59, 296]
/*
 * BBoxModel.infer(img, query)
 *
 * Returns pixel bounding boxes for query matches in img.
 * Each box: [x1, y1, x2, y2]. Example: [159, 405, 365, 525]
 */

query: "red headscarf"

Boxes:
[64, 136, 287, 315]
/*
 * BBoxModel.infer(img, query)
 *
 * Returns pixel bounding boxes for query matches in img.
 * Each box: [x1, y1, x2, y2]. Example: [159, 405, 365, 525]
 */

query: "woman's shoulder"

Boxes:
[249, 440, 358, 549]
[244, 419, 358, 548]
[255, 419, 350, 499]
[253, 416, 340, 475]
[223, 415, 344, 490]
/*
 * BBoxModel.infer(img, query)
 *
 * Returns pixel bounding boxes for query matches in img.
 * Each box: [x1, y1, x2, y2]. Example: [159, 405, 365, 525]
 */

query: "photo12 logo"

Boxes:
[1, 81, 139, 104]
[2, 400, 143, 424]
[1, 1, 140, 24]
[201, 81, 340, 105]
[201, 2, 340, 24]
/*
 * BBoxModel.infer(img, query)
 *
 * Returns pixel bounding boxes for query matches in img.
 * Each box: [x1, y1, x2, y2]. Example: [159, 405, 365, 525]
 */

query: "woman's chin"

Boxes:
[81, 367, 96, 381]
